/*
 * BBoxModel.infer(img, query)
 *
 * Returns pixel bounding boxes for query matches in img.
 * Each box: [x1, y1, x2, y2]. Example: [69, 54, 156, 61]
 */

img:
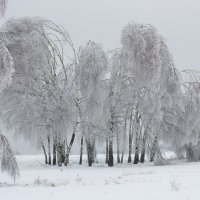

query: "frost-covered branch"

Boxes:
[0, 132, 19, 182]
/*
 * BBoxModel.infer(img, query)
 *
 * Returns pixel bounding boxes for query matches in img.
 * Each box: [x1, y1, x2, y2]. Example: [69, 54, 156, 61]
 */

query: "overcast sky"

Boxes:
[1, 0, 199, 71]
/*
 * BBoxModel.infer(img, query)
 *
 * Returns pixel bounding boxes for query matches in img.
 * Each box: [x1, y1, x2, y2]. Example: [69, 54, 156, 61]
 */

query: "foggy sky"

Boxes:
[2, 0, 200, 71]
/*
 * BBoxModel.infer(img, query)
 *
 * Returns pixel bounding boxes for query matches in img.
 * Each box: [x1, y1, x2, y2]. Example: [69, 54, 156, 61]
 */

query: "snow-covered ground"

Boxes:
[1, 154, 200, 200]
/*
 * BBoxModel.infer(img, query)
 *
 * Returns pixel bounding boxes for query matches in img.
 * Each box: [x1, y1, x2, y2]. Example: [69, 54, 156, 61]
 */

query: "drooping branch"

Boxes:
[0, 132, 19, 182]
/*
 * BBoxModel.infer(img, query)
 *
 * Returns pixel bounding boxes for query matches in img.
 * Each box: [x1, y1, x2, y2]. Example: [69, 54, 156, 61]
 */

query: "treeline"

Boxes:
[0, 17, 200, 167]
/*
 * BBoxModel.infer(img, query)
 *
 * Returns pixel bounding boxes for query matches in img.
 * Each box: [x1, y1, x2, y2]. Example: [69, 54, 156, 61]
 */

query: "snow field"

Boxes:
[1, 154, 200, 200]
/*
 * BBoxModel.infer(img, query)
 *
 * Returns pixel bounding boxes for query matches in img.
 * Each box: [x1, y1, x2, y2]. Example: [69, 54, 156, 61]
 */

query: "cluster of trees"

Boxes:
[0, 15, 200, 171]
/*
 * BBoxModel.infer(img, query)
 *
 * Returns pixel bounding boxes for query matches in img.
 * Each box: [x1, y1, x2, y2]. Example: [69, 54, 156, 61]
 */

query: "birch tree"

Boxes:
[78, 41, 107, 166]
[120, 22, 181, 164]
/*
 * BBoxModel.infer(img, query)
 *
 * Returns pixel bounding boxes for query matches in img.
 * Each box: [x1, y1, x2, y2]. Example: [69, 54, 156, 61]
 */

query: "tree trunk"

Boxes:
[127, 111, 133, 163]
[120, 150, 124, 164]
[57, 139, 65, 166]
[47, 135, 51, 165]
[150, 132, 159, 162]
[64, 122, 78, 166]
[140, 128, 148, 163]
[121, 109, 129, 163]
[185, 143, 196, 162]
[133, 145, 139, 164]
[92, 146, 98, 163]
[86, 140, 95, 167]
[105, 135, 109, 164]
[108, 109, 114, 167]
[62, 141, 65, 163]
[133, 111, 140, 164]
[41, 139, 47, 165]
[116, 128, 120, 164]
[108, 137, 114, 167]
[53, 136, 57, 165]
[57, 143, 62, 166]
[79, 133, 84, 165]
[128, 134, 133, 163]
[140, 145, 145, 163]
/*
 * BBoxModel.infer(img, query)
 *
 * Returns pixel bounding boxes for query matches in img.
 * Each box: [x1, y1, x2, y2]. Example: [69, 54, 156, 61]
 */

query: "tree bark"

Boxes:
[128, 134, 133, 163]
[108, 137, 114, 167]
[47, 135, 51, 165]
[57, 138, 65, 166]
[64, 122, 78, 166]
[53, 136, 57, 165]
[127, 110, 133, 163]
[133, 110, 140, 164]
[140, 145, 145, 163]
[41, 139, 47, 165]
[105, 135, 109, 164]
[108, 109, 114, 167]
[121, 109, 129, 163]
[116, 128, 120, 164]
[140, 127, 148, 163]
[86, 140, 95, 167]
[79, 133, 84, 165]
[150, 132, 159, 162]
